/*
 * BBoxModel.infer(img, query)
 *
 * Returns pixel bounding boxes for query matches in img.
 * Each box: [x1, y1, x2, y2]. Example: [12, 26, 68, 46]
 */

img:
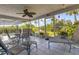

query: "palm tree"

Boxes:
[38, 19, 40, 33]
[66, 10, 79, 22]
[44, 18, 47, 37]
[51, 16, 57, 36]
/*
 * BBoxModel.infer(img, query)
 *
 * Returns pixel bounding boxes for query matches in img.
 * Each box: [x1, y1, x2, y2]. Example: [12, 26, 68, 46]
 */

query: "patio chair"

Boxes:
[22, 40, 37, 55]
[0, 34, 38, 55]
[21, 33, 38, 55]
[21, 33, 37, 49]
[0, 38, 25, 55]
[5, 30, 20, 45]
[21, 29, 37, 48]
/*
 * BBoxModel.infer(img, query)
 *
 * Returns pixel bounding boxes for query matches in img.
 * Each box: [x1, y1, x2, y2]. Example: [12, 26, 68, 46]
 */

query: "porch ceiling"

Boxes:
[0, 4, 79, 25]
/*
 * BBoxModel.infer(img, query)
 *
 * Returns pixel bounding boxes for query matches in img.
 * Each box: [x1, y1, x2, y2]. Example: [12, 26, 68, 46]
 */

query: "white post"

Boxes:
[38, 19, 40, 34]
[44, 18, 47, 38]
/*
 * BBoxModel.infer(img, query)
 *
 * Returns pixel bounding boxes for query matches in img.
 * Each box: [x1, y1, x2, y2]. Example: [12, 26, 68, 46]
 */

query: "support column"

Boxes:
[52, 16, 56, 37]
[16, 25, 19, 30]
[29, 21, 31, 29]
[44, 18, 47, 38]
[38, 19, 40, 33]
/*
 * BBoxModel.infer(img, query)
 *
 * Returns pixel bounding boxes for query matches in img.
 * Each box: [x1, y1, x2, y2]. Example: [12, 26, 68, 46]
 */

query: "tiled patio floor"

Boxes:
[19, 36, 79, 55]
[1, 35, 79, 55]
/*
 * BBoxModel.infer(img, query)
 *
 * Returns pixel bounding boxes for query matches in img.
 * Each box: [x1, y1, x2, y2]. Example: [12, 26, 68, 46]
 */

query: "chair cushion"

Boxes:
[9, 45, 25, 55]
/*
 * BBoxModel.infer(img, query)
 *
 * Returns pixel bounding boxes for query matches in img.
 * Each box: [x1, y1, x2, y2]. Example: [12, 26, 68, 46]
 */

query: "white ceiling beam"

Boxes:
[0, 14, 30, 21]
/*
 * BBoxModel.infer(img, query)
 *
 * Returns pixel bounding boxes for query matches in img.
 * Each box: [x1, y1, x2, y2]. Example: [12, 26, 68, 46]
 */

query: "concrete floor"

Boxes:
[19, 36, 79, 55]
[1, 35, 79, 55]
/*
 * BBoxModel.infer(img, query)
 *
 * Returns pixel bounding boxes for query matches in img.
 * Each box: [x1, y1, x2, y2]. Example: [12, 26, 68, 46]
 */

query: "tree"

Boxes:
[66, 10, 79, 22]
[51, 16, 58, 36]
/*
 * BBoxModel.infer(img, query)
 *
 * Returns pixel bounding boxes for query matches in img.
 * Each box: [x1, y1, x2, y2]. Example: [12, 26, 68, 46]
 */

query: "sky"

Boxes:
[31, 13, 79, 27]
[55, 13, 79, 23]
[0, 12, 79, 26]
[31, 18, 52, 27]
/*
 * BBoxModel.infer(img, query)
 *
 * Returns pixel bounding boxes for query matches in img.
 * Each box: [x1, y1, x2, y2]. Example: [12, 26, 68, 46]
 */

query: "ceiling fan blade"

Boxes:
[28, 14, 33, 17]
[16, 13, 24, 14]
[22, 14, 26, 17]
[29, 12, 36, 15]
[16, 9, 36, 18]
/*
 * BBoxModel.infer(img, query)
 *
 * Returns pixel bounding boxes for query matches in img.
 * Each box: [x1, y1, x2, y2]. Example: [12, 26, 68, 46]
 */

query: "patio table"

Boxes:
[22, 40, 37, 55]
[48, 36, 74, 52]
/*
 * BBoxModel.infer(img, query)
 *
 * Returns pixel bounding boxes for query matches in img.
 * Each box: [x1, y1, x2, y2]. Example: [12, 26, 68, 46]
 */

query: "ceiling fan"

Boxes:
[16, 9, 36, 17]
